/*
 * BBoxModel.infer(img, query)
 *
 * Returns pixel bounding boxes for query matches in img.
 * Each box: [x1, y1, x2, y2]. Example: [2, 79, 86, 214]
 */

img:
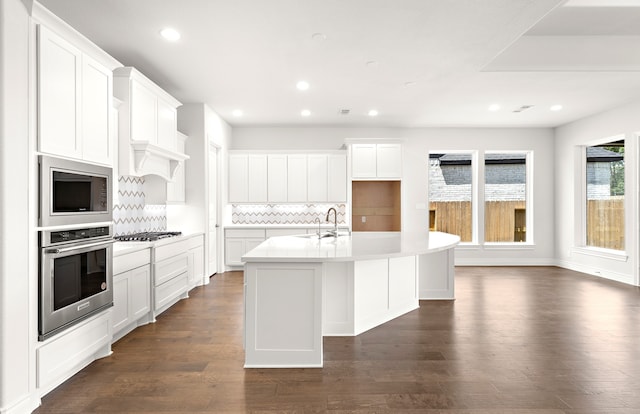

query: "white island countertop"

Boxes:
[242, 231, 460, 263]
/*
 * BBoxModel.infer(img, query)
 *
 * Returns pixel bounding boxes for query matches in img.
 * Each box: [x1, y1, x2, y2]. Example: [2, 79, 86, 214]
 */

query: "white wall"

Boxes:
[555, 99, 640, 286]
[0, 0, 38, 412]
[232, 126, 556, 265]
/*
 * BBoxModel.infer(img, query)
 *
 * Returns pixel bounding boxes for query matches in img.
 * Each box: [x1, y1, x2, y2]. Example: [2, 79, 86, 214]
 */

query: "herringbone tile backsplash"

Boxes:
[113, 176, 166, 236]
[232, 203, 346, 225]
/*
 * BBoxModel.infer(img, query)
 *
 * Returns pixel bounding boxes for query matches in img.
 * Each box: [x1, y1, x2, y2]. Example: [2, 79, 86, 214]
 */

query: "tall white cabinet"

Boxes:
[38, 25, 115, 165]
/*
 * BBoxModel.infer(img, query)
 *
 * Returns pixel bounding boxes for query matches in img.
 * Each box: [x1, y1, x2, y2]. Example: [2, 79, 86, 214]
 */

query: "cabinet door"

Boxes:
[267, 154, 288, 202]
[190, 246, 205, 286]
[130, 81, 157, 143]
[245, 239, 264, 254]
[112, 272, 130, 333]
[328, 154, 347, 202]
[228, 154, 249, 202]
[248, 155, 268, 202]
[287, 155, 307, 202]
[307, 155, 328, 202]
[38, 25, 81, 159]
[351, 144, 377, 178]
[376, 144, 402, 178]
[156, 97, 177, 151]
[130, 266, 150, 320]
[81, 54, 112, 165]
[225, 239, 245, 266]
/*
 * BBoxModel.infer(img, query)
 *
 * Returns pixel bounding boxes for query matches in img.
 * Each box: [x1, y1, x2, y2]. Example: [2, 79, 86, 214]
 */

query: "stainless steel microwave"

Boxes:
[39, 155, 113, 227]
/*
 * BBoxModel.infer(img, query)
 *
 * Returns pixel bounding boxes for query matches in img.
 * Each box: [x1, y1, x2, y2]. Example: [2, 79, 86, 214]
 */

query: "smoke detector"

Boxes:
[338, 109, 350, 115]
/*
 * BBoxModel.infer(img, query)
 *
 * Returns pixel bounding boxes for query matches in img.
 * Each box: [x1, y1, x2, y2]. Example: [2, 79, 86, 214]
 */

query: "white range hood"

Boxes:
[113, 66, 189, 182]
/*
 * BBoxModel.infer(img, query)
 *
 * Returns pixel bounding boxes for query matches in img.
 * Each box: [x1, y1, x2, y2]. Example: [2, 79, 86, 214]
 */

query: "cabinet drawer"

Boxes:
[226, 229, 265, 238]
[155, 271, 188, 310]
[154, 254, 189, 286]
[154, 239, 190, 262]
[114, 249, 150, 275]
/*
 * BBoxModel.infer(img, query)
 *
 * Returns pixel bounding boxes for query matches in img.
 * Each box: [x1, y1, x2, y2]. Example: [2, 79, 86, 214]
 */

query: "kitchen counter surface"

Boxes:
[225, 224, 350, 229]
[242, 231, 460, 263]
[113, 232, 204, 257]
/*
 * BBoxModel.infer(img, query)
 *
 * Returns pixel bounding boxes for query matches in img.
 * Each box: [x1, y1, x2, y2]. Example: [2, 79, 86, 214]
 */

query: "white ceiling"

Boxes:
[39, 0, 640, 128]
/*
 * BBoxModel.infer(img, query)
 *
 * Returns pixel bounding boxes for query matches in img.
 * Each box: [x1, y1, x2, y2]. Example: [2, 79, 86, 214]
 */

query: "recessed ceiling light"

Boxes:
[368, 109, 379, 117]
[296, 81, 310, 91]
[488, 104, 500, 112]
[301, 109, 311, 117]
[160, 27, 181, 42]
[232, 109, 243, 117]
[404, 81, 416, 87]
[311, 33, 327, 41]
[366, 61, 379, 67]
[550, 104, 563, 111]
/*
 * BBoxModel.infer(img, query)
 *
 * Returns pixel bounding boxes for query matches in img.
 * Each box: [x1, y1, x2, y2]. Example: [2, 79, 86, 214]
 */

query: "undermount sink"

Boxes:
[294, 231, 350, 239]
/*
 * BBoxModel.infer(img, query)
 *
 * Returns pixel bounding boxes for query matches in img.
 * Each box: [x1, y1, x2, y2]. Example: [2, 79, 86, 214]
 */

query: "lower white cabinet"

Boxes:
[112, 248, 151, 342]
[225, 229, 266, 267]
[152, 238, 190, 317]
[36, 311, 112, 396]
[187, 234, 205, 288]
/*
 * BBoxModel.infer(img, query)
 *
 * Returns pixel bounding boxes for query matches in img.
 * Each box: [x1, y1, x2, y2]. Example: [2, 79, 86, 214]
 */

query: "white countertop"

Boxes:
[241, 231, 460, 263]
[113, 232, 204, 257]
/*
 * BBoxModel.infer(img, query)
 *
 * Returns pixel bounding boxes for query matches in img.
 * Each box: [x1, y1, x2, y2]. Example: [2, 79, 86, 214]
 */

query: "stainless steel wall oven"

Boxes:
[39, 155, 112, 227]
[39, 226, 114, 340]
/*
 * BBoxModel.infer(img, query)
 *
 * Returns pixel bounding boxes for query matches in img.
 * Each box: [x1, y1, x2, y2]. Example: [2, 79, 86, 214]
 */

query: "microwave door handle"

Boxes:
[46, 239, 115, 254]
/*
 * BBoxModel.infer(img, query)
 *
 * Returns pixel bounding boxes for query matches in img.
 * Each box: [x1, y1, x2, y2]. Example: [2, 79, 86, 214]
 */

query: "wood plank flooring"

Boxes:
[35, 266, 640, 413]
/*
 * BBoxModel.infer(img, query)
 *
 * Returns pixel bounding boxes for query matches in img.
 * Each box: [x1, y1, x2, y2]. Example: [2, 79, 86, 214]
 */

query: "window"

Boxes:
[429, 152, 473, 242]
[484, 152, 528, 243]
[586, 140, 624, 250]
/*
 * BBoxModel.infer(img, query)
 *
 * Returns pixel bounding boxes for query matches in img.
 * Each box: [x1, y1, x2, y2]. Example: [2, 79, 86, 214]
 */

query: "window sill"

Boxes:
[572, 246, 628, 262]
[455, 242, 535, 250]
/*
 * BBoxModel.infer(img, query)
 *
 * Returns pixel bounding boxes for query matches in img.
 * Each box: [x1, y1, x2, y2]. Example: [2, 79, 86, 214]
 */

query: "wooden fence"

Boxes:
[431, 199, 625, 248]
[430, 201, 525, 242]
[587, 199, 624, 250]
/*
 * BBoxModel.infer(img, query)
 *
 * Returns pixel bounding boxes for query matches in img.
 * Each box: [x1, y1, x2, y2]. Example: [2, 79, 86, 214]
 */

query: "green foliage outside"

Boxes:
[604, 146, 624, 196]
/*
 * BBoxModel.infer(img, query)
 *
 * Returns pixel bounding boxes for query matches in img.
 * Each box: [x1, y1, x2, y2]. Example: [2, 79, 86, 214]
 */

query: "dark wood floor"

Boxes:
[35, 266, 640, 413]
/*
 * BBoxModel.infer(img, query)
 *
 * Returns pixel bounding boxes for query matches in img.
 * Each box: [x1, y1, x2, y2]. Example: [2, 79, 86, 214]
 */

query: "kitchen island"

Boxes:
[242, 231, 460, 368]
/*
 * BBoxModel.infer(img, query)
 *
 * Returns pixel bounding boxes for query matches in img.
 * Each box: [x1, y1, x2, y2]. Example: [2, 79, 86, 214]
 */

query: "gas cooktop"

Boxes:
[115, 231, 182, 242]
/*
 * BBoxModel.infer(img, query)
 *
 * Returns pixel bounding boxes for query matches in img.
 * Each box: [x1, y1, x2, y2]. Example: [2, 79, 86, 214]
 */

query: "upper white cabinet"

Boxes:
[328, 154, 348, 201]
[38, 25, 113, 165]
[228, 154, 249, 202]
[267, 155, 287, 202]
[113, 67, 188, 181]
[351, 143, 402, 179]
[287, 154, 308, 202]
[248, 155, 268, 202]
[228, 152, 347, 203]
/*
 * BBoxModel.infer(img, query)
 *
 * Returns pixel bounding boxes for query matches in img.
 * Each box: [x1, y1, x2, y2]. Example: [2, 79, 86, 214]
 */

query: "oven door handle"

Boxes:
[46, 239, 115, 254]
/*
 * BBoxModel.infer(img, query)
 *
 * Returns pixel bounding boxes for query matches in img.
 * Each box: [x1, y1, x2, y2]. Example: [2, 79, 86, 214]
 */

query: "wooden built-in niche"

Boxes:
[352, 181, 401, 231]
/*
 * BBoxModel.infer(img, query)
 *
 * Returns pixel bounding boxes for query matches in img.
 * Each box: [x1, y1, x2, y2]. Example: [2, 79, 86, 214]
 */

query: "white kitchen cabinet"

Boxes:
[351, 143, 402, 179]
[112, 249, 151, 342]
[307, 155, 328, 202]
[187, 235, 205, 289]
[287, 154, 308, 202]
[267, 154, 287, 202]
[228, 154, 249, 202]
[376, 144, 403, 178]
[38, 25, 113, 165]
[228, 151, 347, 203]
[114, 67, 187, 181]
[248, 155, 268, 202]
[224, 229, 266, 267]
[328, 154, 347, 202]
[153, 238, 190, 317]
